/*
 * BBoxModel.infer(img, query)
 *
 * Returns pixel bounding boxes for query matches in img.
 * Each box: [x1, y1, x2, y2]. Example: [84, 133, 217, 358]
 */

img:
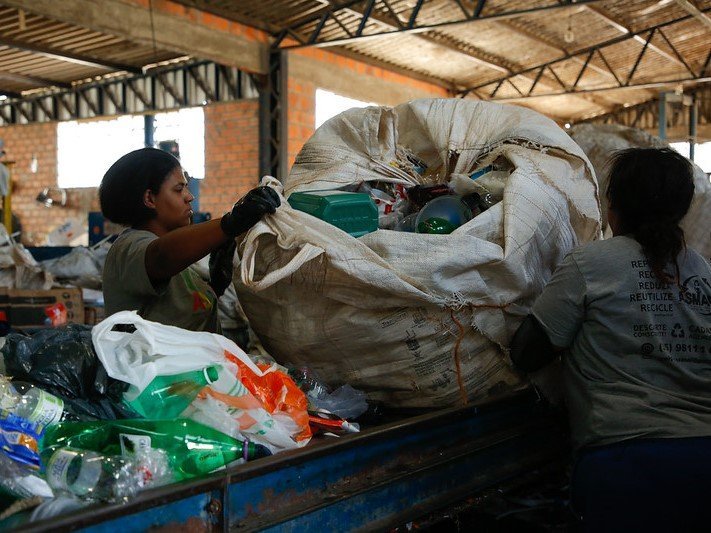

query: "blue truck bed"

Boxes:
[16, 391, 566, 532]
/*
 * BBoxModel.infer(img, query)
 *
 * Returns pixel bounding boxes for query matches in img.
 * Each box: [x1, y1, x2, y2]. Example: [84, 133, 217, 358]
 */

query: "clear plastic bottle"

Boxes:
[4, 382, 77, 429]
[44, 447, 136, 502]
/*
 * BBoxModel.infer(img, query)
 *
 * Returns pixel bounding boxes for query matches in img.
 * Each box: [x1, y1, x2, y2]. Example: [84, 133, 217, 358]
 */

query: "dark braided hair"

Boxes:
[606, 147, 694, 286]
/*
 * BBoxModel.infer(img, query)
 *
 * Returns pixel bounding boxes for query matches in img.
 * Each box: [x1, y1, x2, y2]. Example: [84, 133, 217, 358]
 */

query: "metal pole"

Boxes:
[277, 50, 289, 181]
[3, 161, 13, 235]
[689, 95, 697, 161]
[658, 92, 667, 140]
[260, 49, 289, 181]
[257, 74, 271, 180]
[144, 114, 155, 147]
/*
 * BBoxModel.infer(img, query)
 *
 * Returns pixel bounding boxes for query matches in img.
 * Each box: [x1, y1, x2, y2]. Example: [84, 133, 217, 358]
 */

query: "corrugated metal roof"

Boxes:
[0, 0, 708, 120]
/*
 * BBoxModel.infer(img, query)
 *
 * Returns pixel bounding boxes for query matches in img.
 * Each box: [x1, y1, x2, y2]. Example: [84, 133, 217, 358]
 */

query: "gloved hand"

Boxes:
[220, 186, 280, 237]
[209, 239, 237, 297]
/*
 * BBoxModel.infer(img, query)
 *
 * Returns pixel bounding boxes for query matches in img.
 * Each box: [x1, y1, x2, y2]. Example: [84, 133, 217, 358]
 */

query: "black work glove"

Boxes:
[209, 239, 237, 297]
[220, 186, 280, 237]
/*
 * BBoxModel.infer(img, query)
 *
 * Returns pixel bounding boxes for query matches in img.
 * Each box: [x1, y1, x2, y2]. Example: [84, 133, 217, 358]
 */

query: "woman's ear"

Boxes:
[143, 189, 157, 209]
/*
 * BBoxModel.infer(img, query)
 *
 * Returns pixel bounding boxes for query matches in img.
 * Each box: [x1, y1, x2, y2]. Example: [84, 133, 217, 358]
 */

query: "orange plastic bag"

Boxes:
[225, 353, 311, 443]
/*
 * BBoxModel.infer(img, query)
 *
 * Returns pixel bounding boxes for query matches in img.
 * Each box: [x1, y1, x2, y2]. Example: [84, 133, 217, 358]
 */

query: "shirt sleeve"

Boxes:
[532, 251, 586, 348]
[109, 231, 164, 297]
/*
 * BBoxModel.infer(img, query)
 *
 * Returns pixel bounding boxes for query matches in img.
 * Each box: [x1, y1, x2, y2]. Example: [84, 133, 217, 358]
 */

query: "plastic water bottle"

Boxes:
[44, 447, 137, 501]
[124, 366, 220, 419]
[3, 382, 78, 429]
[41, 418, 272, 482]
[43, 446, 170, 502]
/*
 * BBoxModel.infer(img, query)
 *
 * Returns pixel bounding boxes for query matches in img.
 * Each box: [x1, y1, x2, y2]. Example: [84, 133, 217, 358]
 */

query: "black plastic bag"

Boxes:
[1, 325, 133, 420]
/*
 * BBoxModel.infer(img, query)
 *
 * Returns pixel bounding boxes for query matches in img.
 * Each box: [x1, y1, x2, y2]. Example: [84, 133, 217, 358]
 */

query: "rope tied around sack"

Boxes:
[448, 299, 512, 406]
[449, 308, 468, 406]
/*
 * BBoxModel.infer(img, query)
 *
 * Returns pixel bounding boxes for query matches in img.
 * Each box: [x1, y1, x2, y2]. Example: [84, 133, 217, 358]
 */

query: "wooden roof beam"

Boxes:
[0, 70, 70, 89]
[0, 33, 143, 74]
[673, 0, 711, 31]
[0, 0, 267, 74]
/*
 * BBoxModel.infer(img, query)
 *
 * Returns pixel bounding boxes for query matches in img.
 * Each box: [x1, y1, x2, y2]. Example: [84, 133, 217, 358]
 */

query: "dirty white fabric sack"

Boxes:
[569, 123, 711, 258]
[41, 246, 101, 280]
[92, 311, 306, 451]
[235, 99, 601, 408]
[0, 225, 53, 290]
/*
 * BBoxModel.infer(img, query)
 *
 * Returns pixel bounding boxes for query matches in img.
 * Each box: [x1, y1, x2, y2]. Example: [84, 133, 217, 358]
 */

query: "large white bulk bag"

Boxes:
[234, 99, 601, 408]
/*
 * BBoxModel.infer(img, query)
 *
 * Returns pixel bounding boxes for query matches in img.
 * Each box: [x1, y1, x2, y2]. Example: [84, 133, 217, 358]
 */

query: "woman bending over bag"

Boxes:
[100, 148, 280, 333]
[511, 147, 711, 532]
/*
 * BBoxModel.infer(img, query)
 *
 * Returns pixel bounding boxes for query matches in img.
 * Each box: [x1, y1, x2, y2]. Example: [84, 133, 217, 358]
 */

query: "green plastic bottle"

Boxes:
[40, 419, 271, 482]
[124, 366, 220, 419]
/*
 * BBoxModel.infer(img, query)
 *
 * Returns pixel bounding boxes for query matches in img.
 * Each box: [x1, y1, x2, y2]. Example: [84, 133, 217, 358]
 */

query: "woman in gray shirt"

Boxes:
[511, 147, 711, 532]
[100, 148, 279, 332]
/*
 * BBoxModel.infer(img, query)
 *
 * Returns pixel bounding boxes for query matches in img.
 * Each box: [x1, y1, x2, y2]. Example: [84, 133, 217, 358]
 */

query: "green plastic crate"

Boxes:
[287, 190, 378, 238]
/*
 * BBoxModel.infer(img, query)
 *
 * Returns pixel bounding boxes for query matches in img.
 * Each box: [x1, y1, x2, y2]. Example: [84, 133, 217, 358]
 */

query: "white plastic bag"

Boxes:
[92, 311, 308, 451]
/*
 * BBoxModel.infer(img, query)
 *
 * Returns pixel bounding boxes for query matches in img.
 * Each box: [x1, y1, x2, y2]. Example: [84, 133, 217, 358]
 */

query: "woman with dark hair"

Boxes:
[100, 147, 279, 332]
[511, 147, 711, 531]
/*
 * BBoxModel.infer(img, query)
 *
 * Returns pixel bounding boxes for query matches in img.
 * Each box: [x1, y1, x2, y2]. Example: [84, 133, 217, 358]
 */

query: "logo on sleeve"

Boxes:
[678, 276, 711, 316]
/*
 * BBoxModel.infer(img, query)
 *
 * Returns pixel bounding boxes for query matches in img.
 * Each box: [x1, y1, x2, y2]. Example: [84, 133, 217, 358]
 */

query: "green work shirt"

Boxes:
[103, 229, 220, 333]
[532, 236, 711, 450]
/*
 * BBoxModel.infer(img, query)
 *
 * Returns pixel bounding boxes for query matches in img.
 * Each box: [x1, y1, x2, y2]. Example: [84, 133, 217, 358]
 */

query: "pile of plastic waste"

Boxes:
[333, 153, 513, 235]
[0, 317, 368, 524]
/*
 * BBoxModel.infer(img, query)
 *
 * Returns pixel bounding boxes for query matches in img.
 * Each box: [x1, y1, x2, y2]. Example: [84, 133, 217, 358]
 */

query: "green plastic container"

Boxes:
[288, 191, 378, 237]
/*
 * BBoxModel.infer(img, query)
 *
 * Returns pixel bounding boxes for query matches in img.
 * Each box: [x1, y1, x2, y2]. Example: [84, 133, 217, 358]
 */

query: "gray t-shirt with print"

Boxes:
[103, 229, 220, 333]
[532, 236, 711, 450]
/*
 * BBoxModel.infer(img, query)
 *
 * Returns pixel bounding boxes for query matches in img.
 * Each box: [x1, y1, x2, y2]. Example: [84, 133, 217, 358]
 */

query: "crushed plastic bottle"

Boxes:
[0, 451, 53, 503]
[41, 446, 170, 503]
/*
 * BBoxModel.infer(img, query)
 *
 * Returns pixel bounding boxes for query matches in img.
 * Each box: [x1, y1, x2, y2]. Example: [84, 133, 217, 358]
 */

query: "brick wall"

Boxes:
[202, 99, 260, 217]
[287, 77, 317, 170]
[0, 99, 260, 244]
[0, 122, 98, 246]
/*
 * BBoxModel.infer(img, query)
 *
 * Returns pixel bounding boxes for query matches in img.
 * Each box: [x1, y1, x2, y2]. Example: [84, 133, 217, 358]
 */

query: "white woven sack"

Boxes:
[235, 99, 601, 408]
[570, 123, 711, 258]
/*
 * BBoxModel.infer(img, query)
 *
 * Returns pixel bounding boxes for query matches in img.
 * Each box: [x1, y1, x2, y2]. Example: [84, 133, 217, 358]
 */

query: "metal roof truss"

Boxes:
[0, 60, 257, 126]
[460, 9, 711, 100]
[273, 0, 604, 48]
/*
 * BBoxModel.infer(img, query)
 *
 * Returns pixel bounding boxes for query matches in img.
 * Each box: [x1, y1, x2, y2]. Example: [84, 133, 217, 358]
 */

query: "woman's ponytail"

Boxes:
[606, 148, 694, 286]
